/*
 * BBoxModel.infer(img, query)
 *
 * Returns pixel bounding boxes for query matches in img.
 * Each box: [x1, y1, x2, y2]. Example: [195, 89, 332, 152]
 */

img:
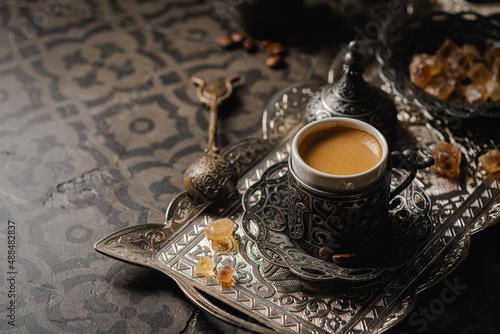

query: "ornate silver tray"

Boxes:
[95, 65, 500, 333]
[241, 161, 433, 282]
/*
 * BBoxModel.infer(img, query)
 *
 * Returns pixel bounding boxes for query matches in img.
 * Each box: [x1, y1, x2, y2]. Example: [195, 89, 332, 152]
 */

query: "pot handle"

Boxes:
[389, 150, 434, 200]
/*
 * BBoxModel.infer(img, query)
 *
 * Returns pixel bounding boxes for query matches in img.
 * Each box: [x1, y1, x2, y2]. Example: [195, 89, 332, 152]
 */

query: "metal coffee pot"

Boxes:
[306, 41, 398, 144]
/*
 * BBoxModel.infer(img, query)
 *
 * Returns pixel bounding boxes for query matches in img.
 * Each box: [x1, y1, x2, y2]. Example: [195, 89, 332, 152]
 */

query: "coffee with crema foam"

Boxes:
[299, 126, 383, 175]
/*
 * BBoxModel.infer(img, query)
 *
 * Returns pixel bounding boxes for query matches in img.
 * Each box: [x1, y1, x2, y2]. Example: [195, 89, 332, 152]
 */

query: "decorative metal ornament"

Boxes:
[183, 74, 240, 202]
[287, 168, 392, 256]
[306, 41, 398, 144]
[241, 161, 433, 282]
[286, 149, 434, 258]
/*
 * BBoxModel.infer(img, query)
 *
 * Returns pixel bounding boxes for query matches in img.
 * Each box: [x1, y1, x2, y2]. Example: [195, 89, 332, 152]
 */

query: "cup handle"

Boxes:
[389, 149, 435, 200]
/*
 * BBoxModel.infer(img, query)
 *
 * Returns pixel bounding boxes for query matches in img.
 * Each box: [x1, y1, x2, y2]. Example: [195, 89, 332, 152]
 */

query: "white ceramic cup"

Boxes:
[290, 117, 389, 193]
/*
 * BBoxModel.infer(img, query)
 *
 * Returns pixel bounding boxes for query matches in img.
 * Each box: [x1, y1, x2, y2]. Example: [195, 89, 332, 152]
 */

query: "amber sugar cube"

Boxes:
[468, 63, 491, 85]
[462, 43, 481, 60]
[437, 39, 459, 60]
[410, 54, 432, 88]
[195, 256, 216, 278]
[424, 76, 455, 100]
[443, 66, 467, 82]
[432, 142, 461, 179]
[446, 48, 472, 71]
[486, 80, 500, 101]
[485, 45, 500, 67]
[410, 39, 500, 103]
[205, 218, 235, 244]
[479, 150, 500, 174]
[464, 83, 487, 104]
[217, 265, 235, 287]
[491, 58, 500, 82]
[422, 53, 442, 76]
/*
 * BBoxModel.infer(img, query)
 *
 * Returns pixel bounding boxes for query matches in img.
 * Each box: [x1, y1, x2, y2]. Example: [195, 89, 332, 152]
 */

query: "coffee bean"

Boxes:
[230, 32, 246, 44]
[266, 42, 285, 55]
[242, 38, 257, 52]
[265, 55, 284, 68]
[218, 35, 235, 48]
[332, 253, 358, 265]
[318, 247, 335, 261]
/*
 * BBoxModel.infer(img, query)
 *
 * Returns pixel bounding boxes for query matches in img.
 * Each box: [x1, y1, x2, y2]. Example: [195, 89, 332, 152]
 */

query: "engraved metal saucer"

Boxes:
[241, 161, 433, 282]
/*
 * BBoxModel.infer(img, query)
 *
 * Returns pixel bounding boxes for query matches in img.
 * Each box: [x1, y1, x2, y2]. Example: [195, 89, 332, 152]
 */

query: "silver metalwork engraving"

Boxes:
[96, 52, 500, 333]
[241, 161, 432, 282]
[306, 42, 398, 143]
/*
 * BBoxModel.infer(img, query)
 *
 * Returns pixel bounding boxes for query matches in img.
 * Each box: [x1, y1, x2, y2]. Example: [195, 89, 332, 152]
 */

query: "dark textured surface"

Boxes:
[0, 0, 499, 333]
[387, 222, 500, 334]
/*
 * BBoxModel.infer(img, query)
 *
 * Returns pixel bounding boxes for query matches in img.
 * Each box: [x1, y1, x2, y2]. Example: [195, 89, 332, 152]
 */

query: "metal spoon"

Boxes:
[183, 74, 241, 202]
